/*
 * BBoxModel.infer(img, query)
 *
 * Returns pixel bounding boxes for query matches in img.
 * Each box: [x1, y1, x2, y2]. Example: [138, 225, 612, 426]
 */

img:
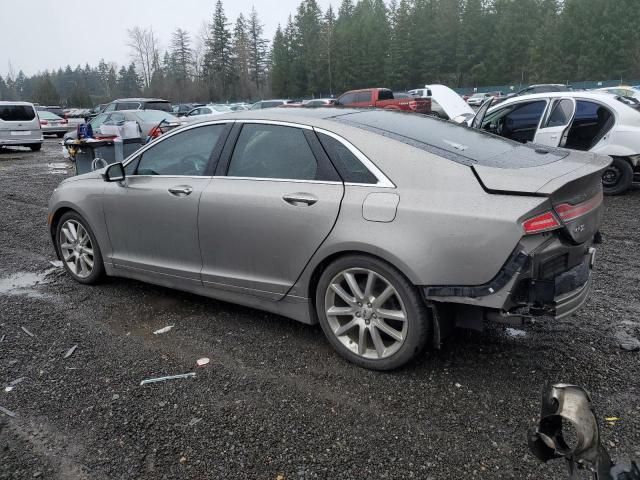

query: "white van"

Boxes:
[0, 101, 44, 151]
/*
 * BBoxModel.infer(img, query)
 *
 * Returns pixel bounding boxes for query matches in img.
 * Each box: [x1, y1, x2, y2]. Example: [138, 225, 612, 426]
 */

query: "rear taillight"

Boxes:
[522, 211, 561, 234]
[554, 192, 603, 222]
[149, 126, 161, 138]
[40, 120, 48, 125]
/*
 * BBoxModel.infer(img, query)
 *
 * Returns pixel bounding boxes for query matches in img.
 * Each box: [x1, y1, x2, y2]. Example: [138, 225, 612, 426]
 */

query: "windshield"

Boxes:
[90, 113, 109, 128]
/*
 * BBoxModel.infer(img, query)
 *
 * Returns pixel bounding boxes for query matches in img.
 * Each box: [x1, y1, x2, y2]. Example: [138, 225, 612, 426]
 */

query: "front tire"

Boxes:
[316, 255, 431, 370]
[56, 211, 105, 284]
[602, 157, 633, 195]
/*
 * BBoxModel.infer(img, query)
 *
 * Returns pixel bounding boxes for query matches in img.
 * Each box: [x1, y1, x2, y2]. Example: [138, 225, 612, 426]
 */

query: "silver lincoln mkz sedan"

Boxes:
[48, 109, 608, 370]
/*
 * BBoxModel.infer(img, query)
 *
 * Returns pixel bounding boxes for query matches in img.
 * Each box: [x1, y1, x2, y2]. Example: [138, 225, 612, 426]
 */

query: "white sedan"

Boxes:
[183, 104, 232, 122]
[467, 91, 640, 195]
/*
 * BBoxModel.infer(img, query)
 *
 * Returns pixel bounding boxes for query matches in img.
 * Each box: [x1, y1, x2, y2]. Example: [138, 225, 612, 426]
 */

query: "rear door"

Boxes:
[0, 104, 41, 142]
[533, 97, 576, 147]
[198, 122, 344, 299]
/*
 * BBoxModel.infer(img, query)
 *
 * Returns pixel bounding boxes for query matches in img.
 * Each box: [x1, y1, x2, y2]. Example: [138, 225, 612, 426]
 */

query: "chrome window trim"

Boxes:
[121, 118, 393, 188]
[313, 127, 395, 188]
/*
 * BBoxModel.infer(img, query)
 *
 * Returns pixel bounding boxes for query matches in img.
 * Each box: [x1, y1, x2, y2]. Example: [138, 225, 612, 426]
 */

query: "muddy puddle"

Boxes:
[0, 269, 57, 298]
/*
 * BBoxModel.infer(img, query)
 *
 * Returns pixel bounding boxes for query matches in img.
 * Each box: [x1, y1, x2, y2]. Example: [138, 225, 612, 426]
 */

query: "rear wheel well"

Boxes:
[307, 251, 416, 319]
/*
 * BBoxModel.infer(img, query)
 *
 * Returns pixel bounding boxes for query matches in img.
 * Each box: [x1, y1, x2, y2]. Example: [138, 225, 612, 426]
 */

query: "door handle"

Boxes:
[282, 193, 318, 206]
[168, 186, 193, 196]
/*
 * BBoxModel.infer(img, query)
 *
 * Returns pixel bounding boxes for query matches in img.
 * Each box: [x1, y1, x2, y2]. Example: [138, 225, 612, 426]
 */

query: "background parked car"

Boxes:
[102, 98, 172, 113]
[172, 103, 204, 116]
[183, 104, 233, 121]
[303, 99, 336, 108]
[467, 91, 504, 106]
[38, 110, 72, 137]
[410, 85, 475, 121]
[250, 99, 297, 110]
[36, 105, 65, 117]
[470, 91, 640, 194]
[0, 101, 43, 151]
[595, 86, 640, 102]
[63, 110, 181, 143]
[335, 88, 431, 113]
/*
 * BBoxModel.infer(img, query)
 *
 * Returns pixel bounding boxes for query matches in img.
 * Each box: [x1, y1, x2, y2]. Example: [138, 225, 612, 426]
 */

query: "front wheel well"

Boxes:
[49, 207, 76, 242]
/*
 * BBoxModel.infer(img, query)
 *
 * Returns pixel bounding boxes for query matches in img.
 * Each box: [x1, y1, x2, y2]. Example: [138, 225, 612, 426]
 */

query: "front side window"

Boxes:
[227, 124, 317, 180]
[338, 93, 356, 105]
[135, 124, 224, 176]
[483, 100, 546, 143]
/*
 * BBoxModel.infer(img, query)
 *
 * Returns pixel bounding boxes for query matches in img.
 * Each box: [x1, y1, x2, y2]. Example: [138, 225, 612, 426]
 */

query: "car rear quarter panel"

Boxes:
[291, 128, 546, 296]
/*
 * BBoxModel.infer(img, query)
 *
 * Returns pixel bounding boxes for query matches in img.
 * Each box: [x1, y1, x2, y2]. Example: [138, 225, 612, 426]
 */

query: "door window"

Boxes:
[116, 102, 141, 110]
[482, 100, 546, 143]
[227, 124, 318, 180]
[135, 124, 225, 176]
[565, 101, 614, 151]
[377, 90, 393, 101]
[545, 99, 574, 127]
[338, 93, 356, 105]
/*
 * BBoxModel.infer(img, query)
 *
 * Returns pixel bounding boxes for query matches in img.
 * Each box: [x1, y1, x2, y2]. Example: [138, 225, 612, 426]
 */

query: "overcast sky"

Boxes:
[0, 0, 335, 77]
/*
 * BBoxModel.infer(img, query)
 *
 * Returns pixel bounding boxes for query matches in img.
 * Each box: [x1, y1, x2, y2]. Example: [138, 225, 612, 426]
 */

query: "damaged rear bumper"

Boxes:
[423, 237, 596, 321]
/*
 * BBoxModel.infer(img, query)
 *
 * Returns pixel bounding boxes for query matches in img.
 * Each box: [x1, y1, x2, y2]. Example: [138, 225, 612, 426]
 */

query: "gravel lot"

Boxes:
[1, 139, 639, 479]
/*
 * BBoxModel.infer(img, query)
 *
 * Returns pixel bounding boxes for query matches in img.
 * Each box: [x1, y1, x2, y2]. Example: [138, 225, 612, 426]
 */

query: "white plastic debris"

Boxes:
[4, 387, 13, 393]
[153, 325, 174, 335]
[0, 405, 16, 418]
[454, 382, 462, 388]
[140, 372, 196, 386]
[20, 326, 34, 337]
[49, 260, 63, 268]
[196, 357, 210, 367]
[9, 378, 25, 387]
[64, 345, 78, 359]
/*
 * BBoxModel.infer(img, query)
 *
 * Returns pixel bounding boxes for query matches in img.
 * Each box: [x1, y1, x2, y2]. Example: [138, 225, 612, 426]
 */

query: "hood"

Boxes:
[427, 84, 475, 122]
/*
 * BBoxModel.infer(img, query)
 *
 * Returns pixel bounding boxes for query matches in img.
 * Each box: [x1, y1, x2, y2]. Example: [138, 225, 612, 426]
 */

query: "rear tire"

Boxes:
[30, 144, 42, 152]
[316, 255, 431, 370]
[56, 132, 65, 138]
[55, 211, 105, 285]
[602, 157, 633, 195]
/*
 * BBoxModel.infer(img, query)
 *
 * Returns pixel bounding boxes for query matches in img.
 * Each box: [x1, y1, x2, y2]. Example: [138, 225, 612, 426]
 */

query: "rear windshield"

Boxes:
[38, 111, 62, 120]
[145, 101, 172, 112]
[0, 105, 36, 121]
[334, 110, 567, 168]
[135, 111, 177, 122]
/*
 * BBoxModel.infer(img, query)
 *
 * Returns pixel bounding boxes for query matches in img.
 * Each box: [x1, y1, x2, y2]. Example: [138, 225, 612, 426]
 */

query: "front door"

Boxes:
[103, 123, 228, 281]
[533, 97, 576, 147]
[198, 122, 344, 298]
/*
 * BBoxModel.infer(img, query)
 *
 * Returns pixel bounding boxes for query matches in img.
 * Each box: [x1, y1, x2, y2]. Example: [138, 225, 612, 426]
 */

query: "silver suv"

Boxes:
[0, 102, 43, 151]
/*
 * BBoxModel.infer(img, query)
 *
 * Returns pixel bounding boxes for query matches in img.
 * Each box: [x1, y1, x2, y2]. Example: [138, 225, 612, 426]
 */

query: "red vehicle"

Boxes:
[334, 88, 431, 114]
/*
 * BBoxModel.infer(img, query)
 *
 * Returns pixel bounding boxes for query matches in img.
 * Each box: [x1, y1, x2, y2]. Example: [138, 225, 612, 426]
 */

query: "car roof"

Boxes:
[0, 101, 35, 106]
[494, 91, 623, 104]
[112, 98, 169, 103]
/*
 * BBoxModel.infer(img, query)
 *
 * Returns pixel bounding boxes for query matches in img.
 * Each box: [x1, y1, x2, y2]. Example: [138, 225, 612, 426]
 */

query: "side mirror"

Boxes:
[102, 162, 125, 182]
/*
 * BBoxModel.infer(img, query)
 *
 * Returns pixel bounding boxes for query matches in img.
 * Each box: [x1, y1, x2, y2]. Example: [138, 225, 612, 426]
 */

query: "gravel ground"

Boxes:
[1, 140, 639, 479]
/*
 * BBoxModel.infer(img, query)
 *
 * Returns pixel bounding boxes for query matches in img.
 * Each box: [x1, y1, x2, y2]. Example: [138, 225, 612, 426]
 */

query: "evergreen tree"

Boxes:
[33, 73, 59, 105]
[270, 25, 292, 97]
[247, 7, 269, 95]
[232, 14, 251, 99]
[203, 0, 233, 100]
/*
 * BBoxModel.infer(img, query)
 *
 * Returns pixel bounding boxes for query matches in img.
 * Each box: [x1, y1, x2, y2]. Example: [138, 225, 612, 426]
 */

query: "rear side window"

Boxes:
[228, 124, 317, 180]
[0, 105, 36, 121]
[145, 102, 171, 112]
[116, 102, 141, 110]
[318, 133, 377, 184]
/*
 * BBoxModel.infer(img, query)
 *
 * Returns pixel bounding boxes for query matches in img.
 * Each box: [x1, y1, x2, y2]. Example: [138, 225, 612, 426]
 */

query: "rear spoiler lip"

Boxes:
[471, 152, 611, 196]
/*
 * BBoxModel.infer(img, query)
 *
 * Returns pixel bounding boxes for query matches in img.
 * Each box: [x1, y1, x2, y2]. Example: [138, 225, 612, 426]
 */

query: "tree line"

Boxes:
[1, 0, 639, 107]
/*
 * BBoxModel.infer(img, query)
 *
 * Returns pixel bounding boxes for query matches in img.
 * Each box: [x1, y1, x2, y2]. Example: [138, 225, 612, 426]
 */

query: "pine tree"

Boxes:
[247, 7, 269, 96]
[203, 0, 233, 100]
[232, 14, 251, 99]
[33, 73, 60, 105]
[333, 0, 356, 92]
[270, 25, 292, 97]
[171, 28, 193, 79]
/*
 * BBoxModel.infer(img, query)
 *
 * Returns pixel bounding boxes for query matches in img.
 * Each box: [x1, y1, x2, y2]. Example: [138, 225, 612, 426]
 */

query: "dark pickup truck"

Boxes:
[334, 88, 431, 114]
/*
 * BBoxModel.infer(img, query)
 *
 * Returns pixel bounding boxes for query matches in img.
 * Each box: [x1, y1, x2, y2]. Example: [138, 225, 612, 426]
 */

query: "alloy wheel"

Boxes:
[59, 219, 95, 279]
[324, 268, 408, 360]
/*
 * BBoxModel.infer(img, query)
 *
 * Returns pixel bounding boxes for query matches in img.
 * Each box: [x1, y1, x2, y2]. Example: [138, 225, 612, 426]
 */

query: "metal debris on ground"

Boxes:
[153, 325, 174, 335]
[64, 345, 78, 359]
[139, 372, 196, 386]
[196, 357, 210, 367]
[20, 326, 35, 337]
[0, 405, 16, 418]
[9, 377, 25, 387]
[0, 335, 5, 343]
